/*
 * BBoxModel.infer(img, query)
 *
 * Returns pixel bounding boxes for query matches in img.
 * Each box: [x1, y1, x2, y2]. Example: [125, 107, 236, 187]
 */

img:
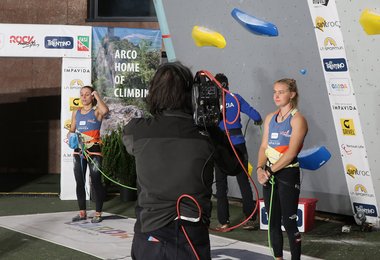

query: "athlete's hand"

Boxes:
[257, 168, 271, 185]
[91, 91, 99, 100]
[254, 120, 263, 126]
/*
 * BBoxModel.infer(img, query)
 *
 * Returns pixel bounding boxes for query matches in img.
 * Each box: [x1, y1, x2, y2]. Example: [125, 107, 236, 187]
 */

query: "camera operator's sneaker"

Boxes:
[242, 219, 258, 230]
[215, 223, 231, 232]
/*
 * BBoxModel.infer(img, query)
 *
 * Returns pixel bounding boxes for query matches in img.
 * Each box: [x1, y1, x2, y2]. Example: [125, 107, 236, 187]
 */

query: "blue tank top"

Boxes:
[265, 109, 299, 165]
[75, 109, 102, 143]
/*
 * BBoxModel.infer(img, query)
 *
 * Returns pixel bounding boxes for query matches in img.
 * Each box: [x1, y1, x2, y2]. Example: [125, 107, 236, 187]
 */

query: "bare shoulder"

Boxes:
[265, 111, 277, 122]
[292, 111, 308, 129]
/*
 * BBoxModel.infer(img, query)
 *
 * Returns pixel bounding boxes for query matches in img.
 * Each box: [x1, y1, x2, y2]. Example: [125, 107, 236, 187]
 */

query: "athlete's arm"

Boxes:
[93, 91, 109, 121]
[256, 113, 272, 185]
[67, 110, 77, 139]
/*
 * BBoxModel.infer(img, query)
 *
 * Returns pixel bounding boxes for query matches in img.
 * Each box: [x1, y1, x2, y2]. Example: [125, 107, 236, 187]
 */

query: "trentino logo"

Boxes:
[313, 0, 329, 6]
[45, 36, 73, 49]
[340, 119, 355, 136]
[323, 58, 347, 72]
[353, 202, 378, 217]
[77, 36, 89, 51]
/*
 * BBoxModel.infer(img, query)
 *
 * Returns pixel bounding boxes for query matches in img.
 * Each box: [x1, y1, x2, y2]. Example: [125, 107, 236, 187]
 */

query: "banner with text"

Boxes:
[92, 27, 161, 134]
[307, 0, 379, 223]
[0, 24, 91, 58]
[60, 57, 92, 200]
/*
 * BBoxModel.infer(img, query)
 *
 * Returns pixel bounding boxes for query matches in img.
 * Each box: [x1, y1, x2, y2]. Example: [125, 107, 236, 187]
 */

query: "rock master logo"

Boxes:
[340, 118, 355, 136]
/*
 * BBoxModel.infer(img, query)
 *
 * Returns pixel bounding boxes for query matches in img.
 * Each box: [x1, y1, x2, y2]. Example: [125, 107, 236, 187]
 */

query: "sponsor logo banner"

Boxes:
[353, 202, 378, 217]
[340, 118, 356, 136]
[328, 78, 350, 95]
[45, 36, 74, 49]
[323, 58, 347, 72]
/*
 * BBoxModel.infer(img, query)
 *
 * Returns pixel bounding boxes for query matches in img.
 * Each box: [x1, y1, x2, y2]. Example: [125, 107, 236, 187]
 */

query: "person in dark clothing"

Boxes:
[122, 62, 241, 260]
[256, 78, 308, 260]
[214, 73, 262, 231]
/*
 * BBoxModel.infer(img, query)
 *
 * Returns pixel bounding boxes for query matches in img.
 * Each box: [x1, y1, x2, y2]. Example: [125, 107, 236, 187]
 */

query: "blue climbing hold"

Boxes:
[231, 8, 279, 37]
[298, 146, 331, 171]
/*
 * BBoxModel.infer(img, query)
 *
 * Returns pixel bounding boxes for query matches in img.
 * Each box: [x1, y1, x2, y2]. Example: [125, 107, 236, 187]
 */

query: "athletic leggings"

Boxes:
[73, 144, 105, 212]
[215, 143, 255, 224]
[263, 167, 301, 260]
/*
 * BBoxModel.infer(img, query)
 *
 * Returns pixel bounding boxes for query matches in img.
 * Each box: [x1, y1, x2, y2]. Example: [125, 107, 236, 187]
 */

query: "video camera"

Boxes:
[192, 71, 222, 127]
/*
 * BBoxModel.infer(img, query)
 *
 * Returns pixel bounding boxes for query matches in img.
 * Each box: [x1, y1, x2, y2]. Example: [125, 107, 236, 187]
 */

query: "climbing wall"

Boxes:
[161, 0, 351, 215]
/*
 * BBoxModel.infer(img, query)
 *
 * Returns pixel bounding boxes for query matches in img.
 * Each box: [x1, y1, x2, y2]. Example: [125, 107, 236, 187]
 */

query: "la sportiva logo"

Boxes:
[77, 36, 89, 51]
[320, 37, 343, 51]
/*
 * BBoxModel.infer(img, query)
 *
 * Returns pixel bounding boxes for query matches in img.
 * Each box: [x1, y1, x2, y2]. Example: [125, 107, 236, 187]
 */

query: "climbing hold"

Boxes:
[359, 9, 380, 35]
[231, 8, 279, 36]
[191, 26, 227, 48]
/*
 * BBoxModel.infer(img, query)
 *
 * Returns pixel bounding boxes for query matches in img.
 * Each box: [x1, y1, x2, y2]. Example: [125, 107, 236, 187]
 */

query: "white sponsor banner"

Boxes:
[308, 0, 379, 223]
[0, 24, 91, 57]
[60, 57, 92, 200]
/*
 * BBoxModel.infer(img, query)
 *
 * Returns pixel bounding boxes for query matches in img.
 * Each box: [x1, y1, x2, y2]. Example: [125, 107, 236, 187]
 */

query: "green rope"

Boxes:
[83, 149, 137, 191]
[77, 129, 137, 191]
[267, 175, 276, 259]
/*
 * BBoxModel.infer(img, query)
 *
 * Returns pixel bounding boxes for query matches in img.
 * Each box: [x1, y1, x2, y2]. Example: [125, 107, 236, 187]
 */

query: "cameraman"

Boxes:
[122, 62, 241, 260]
[214, 73, 262, 231]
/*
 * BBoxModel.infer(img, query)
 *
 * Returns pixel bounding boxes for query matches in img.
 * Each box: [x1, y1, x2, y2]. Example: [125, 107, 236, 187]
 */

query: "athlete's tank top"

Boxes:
[75, 109, 102, 148]
[265, 109, 299, 167]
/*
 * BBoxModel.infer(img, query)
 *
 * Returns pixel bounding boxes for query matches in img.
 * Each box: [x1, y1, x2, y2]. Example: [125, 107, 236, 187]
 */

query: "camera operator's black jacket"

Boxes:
[123, 110, 240, 233]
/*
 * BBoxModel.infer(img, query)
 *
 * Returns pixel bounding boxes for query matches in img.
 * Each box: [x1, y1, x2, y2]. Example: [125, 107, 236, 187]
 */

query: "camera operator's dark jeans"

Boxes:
[215, 143, 256, 225]
[131, 221, 210, 260]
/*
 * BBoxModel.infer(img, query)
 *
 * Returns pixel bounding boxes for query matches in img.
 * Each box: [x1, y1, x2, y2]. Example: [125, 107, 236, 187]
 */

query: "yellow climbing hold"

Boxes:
[248, 162, 253, 176]
[359, 9, 380, 35]
[191, 26, 226, 48]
